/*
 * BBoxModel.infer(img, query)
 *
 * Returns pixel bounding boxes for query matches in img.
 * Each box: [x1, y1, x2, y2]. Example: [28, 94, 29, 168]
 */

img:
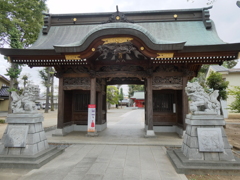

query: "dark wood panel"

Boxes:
[153, 112, 177, 124]
[63, 91, 73, 123]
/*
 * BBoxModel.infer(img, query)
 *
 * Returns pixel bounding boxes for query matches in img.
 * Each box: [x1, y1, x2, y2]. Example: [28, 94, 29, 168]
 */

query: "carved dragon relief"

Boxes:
[97, 41, 146, 62]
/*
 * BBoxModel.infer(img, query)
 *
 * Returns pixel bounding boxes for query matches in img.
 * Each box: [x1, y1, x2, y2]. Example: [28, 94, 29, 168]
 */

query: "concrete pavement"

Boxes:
[0, 108, 187, 180]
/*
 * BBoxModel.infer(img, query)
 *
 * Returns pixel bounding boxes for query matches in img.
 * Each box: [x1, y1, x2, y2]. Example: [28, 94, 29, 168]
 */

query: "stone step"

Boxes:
[167, 149, 240, 175]
[174, 149, 240, 167]
[0, 147, 64, 168]
[0, 146, 57, 161]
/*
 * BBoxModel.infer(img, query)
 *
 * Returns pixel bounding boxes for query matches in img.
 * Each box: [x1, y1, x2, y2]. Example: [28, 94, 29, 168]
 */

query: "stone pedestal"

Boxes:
[0, 113, 49, 155]
[0, 113, 64, 168]
[167, 114, 240, 174]
[182, 114, 235, 161]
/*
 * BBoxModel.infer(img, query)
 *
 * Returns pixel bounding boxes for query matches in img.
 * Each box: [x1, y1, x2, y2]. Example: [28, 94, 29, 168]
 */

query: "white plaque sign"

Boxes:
[4, 125, 29, 147]
[197, 128, 224, 152]
[87, 104, 96, 133]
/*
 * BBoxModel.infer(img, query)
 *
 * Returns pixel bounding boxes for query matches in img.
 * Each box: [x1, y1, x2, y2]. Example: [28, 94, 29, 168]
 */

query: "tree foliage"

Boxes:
[39, 67, 55, 112]
[206, 72, 229, 100]
[222, 60, 238, 69]
[119, 88, 124, 102]
[128, 85, 144, 98]
[0, 0, 47, 47]
[107, 86, 119, 105]
[228, 86, 240, 113]
[237, 1, 240, 8]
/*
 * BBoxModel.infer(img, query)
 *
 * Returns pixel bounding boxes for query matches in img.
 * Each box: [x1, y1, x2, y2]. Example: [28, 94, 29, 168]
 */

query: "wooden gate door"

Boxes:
[153, 90, 177, 125]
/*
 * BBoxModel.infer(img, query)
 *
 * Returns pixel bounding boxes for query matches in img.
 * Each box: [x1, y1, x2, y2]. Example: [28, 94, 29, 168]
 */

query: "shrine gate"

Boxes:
[1, 7, 240, 137]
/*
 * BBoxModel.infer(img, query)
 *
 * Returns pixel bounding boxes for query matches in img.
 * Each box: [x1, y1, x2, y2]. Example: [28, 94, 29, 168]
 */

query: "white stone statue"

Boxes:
[11, 84, 40, 113]
[185, 82, 220, 115]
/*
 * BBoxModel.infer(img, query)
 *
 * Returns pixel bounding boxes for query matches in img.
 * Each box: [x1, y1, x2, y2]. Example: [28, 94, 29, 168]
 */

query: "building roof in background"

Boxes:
[210, 65, 228, 72]
[0, 86, 9, 98]
[210, 65, 240, 73]
[131, 91, 144, 100]
[0, 75, 10, 85]
[229, 68, 240, 73]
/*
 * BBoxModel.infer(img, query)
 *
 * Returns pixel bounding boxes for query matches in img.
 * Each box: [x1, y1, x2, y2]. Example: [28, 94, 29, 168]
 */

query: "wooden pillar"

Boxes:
[90, 77, 96, 105]
[57, 77, 64, 129]
[144, 80, 147, 125]
[97, 80, 103, 124]
[182, 76, 189, 130]
[146, 77, 153, 130]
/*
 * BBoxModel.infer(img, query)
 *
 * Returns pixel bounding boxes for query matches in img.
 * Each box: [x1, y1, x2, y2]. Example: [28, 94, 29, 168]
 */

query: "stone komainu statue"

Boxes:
[185, 82, 220, 115]
[11, 84, 40, 113]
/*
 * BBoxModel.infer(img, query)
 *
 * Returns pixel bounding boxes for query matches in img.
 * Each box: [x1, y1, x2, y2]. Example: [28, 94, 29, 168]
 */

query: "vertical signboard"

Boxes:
[88, 104, 96, 133]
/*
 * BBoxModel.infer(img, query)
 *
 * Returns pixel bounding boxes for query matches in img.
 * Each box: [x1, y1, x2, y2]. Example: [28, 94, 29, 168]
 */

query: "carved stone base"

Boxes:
[167, 114, 239, 174]
[0, 113, 49, 156]
[167, 149, 240, 175]
[0, 113, 63, 168]
[182, 114, 235, 161]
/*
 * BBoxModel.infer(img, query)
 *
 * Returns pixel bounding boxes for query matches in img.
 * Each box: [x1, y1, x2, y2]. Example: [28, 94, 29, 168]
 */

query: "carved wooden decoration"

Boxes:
[100, 65, 143, 72]
[102, 6, 133, 23]
[153, 76, 182, 85]
[102, 37, 133, 44]
[97, 42, 146, 62]
[155, 65, 180, 72]
[152, 76, 183, 90]
[61, 66, 89, 74]
[63, 77, 90, 90]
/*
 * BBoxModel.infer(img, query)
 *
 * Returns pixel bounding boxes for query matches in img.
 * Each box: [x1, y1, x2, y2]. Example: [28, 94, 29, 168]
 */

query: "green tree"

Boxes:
[128, 85, 144, 98]
[1, 0, 47, 113]
[222, 60, 238, 69]
[107, 86, 119, 109]
[0, 0, 47, 47]
[206, 72, 229, 101]
[228, 86, 240, 113]
[119, 88, 124, 108]
[39, 67, 55, 113]
[22, 75, 28, 88]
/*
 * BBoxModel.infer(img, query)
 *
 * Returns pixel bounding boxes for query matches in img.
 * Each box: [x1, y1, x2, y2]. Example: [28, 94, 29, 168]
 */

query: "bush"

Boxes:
[228, 86, 240, 113]
[0, 119, 5, 124]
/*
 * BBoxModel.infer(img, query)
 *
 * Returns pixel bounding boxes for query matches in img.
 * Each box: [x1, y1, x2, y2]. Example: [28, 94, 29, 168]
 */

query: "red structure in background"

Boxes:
[130, 91, 145, 108]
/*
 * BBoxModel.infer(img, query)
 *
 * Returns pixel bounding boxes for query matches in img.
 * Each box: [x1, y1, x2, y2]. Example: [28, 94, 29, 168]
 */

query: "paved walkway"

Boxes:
[19, 145, 187, 180]
[47, 109, 182, 146]
[0, 108, 187, 180]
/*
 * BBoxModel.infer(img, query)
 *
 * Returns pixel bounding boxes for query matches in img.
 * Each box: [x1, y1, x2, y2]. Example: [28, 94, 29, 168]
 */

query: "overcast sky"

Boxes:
[0, 0, 240, 94]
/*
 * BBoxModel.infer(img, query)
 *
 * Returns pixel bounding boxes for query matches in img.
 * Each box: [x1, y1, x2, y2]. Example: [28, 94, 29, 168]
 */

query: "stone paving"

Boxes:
[0, 108, 187, 180]
[19, 144, 187, 180]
